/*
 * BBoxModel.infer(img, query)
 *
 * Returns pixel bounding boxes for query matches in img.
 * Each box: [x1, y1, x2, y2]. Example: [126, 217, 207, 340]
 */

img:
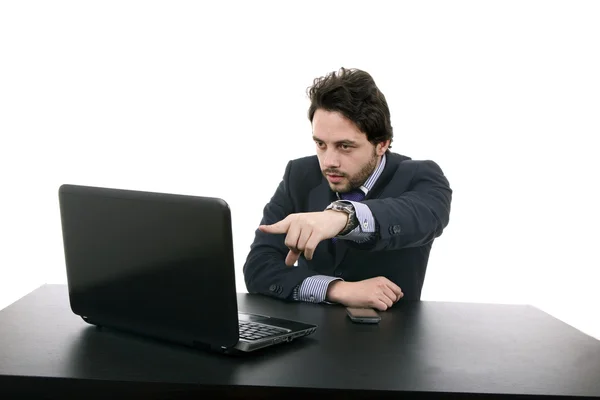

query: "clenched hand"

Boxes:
[259, 211, 348, 266]
[326, 277, 404, 311]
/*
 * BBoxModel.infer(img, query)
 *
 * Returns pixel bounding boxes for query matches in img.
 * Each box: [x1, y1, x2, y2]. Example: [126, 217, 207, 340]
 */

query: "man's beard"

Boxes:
[324, 148, 379, 193]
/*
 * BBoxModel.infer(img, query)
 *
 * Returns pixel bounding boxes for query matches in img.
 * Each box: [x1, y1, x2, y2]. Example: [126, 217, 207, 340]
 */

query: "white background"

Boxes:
[1, 1, 598, 339]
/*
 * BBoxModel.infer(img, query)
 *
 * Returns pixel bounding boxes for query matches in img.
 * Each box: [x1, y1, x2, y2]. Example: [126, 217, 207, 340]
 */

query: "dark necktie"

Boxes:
[341, 189, 366, 202]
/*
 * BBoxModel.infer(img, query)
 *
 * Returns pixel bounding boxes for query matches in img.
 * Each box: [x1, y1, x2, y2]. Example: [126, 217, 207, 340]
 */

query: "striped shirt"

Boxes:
[292, 154, 387, 303]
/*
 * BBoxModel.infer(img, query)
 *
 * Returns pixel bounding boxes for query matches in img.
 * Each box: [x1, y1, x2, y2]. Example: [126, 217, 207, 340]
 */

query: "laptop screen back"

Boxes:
[58, 184, 239, 349]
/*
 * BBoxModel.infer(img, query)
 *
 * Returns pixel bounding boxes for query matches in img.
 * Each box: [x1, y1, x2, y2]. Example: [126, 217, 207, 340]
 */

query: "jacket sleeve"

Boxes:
[350, 160, 452, 252]
[242, 161, 320, 300]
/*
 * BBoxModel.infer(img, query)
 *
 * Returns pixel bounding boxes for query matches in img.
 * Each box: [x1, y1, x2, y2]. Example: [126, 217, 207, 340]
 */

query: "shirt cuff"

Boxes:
[293, 275, 343, 303]
[337, 200, 376, 242]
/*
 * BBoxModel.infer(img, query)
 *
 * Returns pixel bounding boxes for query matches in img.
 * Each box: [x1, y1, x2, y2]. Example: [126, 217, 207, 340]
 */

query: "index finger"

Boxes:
[259, 218, 290, 234]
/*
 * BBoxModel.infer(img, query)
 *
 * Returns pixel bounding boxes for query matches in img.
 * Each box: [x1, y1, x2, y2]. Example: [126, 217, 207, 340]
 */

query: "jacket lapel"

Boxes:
[364, 152, 404, 200]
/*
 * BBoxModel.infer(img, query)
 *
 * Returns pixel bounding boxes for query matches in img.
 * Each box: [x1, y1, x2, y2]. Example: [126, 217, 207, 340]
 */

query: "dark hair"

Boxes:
[307, 67, 393, 149]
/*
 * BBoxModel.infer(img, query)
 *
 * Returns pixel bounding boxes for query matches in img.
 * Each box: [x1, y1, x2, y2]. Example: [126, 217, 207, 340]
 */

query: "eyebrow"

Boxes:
[312, 136, 358, 146]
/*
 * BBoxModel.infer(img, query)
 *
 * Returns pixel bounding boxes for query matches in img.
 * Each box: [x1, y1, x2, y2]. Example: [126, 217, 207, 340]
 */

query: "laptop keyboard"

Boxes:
[238, 320, 288, 341]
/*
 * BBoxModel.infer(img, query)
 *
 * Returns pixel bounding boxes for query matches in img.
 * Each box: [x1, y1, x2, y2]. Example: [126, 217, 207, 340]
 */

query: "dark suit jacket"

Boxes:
[243, 151, 452, 301]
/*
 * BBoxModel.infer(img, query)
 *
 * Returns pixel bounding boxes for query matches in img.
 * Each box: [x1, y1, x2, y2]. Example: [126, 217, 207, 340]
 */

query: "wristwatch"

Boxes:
[326, 201, 358, 236]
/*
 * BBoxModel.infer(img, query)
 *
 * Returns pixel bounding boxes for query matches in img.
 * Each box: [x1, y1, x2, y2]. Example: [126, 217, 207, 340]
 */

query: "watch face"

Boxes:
[328, 202, 354, 218]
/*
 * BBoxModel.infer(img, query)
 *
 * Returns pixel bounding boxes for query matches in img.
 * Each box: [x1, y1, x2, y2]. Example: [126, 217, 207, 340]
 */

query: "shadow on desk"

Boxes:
[25, 304, 428, 399]
[2, 326, 319, 400]
[66, 322, 319, 371]
[6, 321, 492, 400]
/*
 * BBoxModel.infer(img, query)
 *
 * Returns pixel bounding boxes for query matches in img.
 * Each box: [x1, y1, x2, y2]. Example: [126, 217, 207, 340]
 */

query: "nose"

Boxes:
[322, 149, 340, 169]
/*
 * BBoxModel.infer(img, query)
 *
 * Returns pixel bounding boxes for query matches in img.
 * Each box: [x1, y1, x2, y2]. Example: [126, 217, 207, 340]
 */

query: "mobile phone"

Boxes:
[346, 307, 381, 324]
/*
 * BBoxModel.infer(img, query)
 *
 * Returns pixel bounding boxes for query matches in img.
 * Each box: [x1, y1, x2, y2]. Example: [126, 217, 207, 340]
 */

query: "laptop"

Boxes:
[58, 184, 317, 354]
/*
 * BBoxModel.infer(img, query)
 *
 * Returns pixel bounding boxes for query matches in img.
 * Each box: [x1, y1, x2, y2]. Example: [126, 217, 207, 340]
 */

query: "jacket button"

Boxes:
[269, 284, 277, 292]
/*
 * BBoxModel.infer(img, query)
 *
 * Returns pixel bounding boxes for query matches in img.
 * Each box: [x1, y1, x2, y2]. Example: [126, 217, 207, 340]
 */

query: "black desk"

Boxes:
[1, 285, 599, 399]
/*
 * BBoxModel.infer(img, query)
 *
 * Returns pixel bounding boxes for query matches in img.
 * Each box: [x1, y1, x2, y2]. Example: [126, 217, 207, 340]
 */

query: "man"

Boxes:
[243, 67, 452, 311]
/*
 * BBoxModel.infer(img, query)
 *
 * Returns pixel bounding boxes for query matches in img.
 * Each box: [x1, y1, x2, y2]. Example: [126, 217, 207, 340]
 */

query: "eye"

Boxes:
[315, 141, 325, 148]
[340, 144, 351, 150]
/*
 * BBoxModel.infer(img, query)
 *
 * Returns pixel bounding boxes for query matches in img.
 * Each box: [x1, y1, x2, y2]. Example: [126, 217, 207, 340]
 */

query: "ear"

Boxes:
[376, 140, 390, 156]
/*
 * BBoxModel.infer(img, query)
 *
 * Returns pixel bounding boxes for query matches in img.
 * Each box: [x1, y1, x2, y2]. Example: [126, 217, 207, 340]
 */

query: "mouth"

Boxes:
[326, 174, 344, 184]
